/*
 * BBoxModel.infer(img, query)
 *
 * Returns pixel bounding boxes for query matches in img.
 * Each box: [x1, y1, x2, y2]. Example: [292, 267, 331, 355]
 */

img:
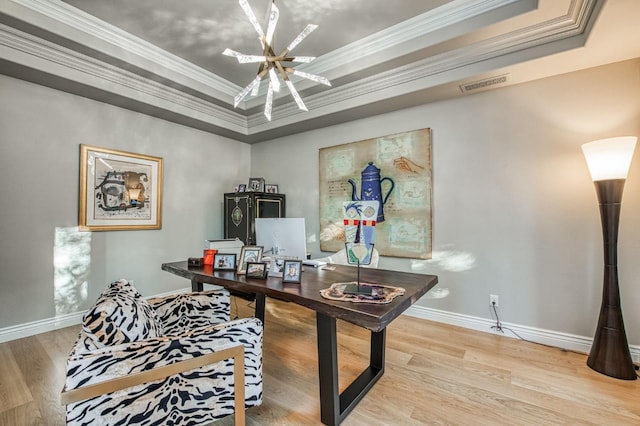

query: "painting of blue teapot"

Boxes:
[348, 162, 395, 222]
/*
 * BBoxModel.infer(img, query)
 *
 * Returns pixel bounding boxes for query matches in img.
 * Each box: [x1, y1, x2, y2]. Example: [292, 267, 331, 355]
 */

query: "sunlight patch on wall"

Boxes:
[409, 249, 477, 299]
[411, 249, 477, 273]
[54, 227, 91, 315]
[424, 287, 451, 299]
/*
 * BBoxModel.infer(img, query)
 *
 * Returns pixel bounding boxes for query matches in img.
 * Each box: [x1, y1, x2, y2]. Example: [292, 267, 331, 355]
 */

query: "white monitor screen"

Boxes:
[255, 218, 307, 261]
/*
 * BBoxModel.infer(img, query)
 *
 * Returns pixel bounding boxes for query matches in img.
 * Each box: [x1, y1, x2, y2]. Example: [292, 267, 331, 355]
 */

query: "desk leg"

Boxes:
[190, 278, 203, 292]
[371, 328, 386, 370]
[255, 293, 266, 324]
[317, 313, 339, 426]
[316, 313, 386, 426]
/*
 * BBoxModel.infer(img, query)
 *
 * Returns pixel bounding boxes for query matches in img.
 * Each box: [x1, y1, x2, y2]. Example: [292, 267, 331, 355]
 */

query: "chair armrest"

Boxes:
[148, 289, 231, 334]
[64, 317, 262, 391]
[62, 344, 246, 425]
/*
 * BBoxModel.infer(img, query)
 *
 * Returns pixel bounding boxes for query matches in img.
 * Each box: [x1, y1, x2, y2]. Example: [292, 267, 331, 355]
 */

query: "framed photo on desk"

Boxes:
[282, 260, 302, 283]
[246, 262, 268, 279]
[238, 246, 263, 274]
[213, 253, 236, 271]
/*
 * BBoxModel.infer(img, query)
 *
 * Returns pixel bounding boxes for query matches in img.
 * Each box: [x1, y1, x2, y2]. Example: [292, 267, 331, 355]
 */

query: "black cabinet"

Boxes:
[224, 192, 286, 245]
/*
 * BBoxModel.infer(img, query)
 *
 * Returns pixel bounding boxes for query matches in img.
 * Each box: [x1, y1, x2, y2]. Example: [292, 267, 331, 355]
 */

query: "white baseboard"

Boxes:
[2, 292, 639, 365]
[0, 311, 85, 343]
[0, 287, 192, 344]
[404, 305, 640, 364]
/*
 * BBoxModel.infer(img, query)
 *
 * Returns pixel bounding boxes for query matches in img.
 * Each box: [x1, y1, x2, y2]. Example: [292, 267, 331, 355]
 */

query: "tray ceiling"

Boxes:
[1, 0, 639, 143]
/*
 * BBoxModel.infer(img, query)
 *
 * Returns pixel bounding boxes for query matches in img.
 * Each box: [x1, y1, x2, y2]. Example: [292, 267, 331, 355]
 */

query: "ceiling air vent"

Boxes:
[460, 73, 510, 93]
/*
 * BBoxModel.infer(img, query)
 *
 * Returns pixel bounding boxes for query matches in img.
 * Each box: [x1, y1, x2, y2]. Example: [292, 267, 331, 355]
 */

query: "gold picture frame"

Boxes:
[237, 246, 263, 274]
[79, 144, 163, 231]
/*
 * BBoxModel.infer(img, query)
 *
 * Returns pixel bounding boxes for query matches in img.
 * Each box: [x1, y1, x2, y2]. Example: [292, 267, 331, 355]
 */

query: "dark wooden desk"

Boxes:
[162, 261, 438, 425]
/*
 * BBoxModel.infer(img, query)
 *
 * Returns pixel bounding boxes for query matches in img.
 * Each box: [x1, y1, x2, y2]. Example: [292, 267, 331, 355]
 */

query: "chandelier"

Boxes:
[223, 0, 331, 121]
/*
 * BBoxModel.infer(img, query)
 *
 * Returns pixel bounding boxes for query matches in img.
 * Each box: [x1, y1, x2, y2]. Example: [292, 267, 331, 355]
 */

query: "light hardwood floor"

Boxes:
[1, 296, 638, 425]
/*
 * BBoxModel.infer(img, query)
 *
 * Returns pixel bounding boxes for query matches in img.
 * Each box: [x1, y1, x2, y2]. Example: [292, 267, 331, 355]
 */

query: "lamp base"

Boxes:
[342, 283, 374, 296]
[587, 319, 637, 380]
[587, 179, 637, 381]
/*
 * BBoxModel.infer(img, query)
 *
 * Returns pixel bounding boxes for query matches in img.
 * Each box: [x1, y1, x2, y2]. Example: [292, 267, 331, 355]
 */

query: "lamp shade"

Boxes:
[581, 136, 637, 181]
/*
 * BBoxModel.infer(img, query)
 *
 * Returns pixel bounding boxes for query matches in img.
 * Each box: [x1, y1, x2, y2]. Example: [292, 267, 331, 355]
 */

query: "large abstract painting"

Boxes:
[319, 128, 432, 259]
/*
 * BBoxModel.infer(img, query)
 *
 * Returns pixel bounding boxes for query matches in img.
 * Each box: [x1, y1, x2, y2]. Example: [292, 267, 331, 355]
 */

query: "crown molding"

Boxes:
[246, 0, 600, 131]
[242, 0, 538, 110]
[6, 0, 536, 112]
[0, 23, 249, 133]
[0, 0, 605, 142]
[301, 0, 536, 76]
[7, 0, 240, 97]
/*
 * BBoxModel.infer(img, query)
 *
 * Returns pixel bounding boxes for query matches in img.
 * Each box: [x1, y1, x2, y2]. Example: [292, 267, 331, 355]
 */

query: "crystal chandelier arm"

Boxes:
[243, 55, 270, 64]
[287, 69, 331, 86]
[222, 48, 243, 58]
[239, 0, 265, 45]
[264, 81, 274, 121]
[243, 55, 313, 64]
[288, 56, 315, 63]
[285, 80, 308, 111]
[265, 3, 279, 46]
[234, 75, 263, 107]
[268, 68, 281, 92]
[250, 66, 272, 97]
[286, 24, 318, 52]
[223, 49, 269, 64]
[251, 84, 260, 97]
[240, 55, 270, 63]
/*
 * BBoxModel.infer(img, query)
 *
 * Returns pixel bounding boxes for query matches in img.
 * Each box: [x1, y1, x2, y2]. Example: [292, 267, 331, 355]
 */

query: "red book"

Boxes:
[203, 249, 217, 265]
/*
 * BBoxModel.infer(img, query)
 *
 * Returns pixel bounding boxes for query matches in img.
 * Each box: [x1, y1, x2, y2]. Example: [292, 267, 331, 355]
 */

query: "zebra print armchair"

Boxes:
[61, 279, 263, 425]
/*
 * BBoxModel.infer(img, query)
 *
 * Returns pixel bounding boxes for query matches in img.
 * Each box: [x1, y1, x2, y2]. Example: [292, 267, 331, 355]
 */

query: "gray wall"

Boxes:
[2, 59, 639, 348]
[250, 59, 640, 346]
[0, 75, 250, 328]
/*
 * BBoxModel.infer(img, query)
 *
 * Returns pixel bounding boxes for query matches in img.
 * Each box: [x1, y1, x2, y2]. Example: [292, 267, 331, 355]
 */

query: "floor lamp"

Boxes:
[582, 136, 637, 380]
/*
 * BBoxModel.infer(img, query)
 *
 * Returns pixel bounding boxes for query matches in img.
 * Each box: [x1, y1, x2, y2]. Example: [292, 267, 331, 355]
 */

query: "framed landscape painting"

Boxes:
[79, 144, 163, 231]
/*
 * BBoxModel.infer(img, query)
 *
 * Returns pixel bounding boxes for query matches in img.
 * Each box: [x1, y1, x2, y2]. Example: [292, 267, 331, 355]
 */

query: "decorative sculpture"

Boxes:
[343, 200, 378, 295]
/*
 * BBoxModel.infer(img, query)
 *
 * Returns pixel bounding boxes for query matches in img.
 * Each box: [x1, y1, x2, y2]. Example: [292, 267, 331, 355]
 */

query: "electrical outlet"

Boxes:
[490, 294, 499, 307]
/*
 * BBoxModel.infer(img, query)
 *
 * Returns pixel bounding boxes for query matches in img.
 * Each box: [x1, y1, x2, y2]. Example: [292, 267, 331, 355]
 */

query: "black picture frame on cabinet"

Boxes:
[265, 184, 278, 193]
[248, 177, 265, 192]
